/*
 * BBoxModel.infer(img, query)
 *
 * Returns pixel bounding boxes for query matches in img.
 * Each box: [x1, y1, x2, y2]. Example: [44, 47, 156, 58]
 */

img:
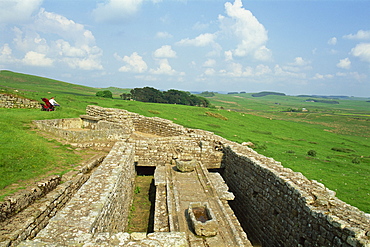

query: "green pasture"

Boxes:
[0, 70, 369, 213]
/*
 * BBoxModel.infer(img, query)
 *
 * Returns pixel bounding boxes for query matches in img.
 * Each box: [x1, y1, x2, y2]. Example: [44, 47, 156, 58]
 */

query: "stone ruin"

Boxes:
[0, 93, 40, 109]
[0, 105, 369, 246]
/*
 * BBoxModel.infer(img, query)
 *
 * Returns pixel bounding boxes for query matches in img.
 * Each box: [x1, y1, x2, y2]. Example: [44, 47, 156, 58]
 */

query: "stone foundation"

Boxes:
[0, 94, 40, 109]
[0, 155, 105, 247]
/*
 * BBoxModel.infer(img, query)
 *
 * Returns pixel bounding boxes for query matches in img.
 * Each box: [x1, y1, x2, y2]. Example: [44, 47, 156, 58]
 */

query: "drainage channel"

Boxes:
[127, 166, 156, 233]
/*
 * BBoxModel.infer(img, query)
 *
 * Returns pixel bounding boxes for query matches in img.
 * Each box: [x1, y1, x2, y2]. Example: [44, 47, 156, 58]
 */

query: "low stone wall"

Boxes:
[90, 143, 136, 234]
[33, 118, 131, 144]
[0, 176, 61, 223]
[0, 155, 105, 247]
[29, 142, 136, 245]
[132, 114, 186, 137]
[131, 135, 223, 168]
[0, 94, 40, 109]
[86, 105, 186, 137]
[221, 145, 370, 246]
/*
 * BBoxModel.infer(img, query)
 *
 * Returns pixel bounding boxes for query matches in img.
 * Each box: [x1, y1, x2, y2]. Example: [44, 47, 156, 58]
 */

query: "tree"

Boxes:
[130, 87, 167, 103]
[163, 89, 191, 105]
[120, 93, 132, 100]
[96, 90, 113, 98]
[199, 91, 215, 97]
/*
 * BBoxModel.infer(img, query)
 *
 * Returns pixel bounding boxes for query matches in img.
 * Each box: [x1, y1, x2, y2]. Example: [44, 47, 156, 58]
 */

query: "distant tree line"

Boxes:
[252, 91, 286, 97]
[305, 98, 339, 104]
[120, 87, 210, 107]
[198, 91, 216, 97]
[226, 91, 246, 94]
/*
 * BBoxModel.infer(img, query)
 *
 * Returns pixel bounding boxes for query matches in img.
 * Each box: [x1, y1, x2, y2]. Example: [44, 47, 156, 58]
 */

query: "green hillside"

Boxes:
[0, 70, 369, 213]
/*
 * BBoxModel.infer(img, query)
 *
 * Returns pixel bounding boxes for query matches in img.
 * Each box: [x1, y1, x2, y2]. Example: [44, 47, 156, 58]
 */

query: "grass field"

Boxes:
[0, 70, 369, 213]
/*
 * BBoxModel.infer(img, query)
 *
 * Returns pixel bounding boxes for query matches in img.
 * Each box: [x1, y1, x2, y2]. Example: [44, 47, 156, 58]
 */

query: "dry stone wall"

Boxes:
[0, 94, 40, 109]
[0, 155, 105, 247]
[0, 176, 61, 223]
[33, 118, 130, 148]
[25, 142, 136, 246]
[90, 142, 136, 234]
[221, 145, 370, 247]
[131, 136, 223, 168]
[86, 105, 186, 137]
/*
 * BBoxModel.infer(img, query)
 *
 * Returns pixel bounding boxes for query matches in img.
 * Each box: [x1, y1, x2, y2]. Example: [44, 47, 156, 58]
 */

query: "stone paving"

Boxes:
[165, 162, 252, 246]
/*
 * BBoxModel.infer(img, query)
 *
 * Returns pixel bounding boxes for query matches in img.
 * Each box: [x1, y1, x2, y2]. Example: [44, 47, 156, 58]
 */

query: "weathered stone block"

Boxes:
[175, 159, 197, 172]
[188, 202, 217, 237]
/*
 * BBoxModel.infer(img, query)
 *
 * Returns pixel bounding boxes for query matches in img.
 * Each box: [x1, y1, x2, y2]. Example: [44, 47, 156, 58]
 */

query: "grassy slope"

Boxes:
[0, 70, 369, 213]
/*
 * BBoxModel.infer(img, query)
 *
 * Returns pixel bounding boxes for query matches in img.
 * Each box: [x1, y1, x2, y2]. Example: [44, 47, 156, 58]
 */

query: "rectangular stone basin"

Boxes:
[188, 202, 217, 237]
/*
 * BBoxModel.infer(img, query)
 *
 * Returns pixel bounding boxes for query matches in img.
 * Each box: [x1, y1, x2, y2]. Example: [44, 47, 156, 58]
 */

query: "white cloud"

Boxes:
[193, 22, 210, 31]
[62, 52, 103, 70]
[218, 62, 272, 78]
[12, 27, 49, 53]
[10, 9, 104, 70]
[22, 51, 53, 67]
[343, 30, 370, 40]
[291, 57, 309, 66]
[351, 43, 370, 63]
[203, 59, 216, 67]
[328, 37, 337, 45]
[0, 0, 43, 24]
[153, 45, 176, 58]
[176, 33, 216, 47]
[255, 64, 272, 76]
[118, 52, 148, 73]
[313, 73, 334, 80]
[34, 9, 95, 46]
[55, 40, 85, 57]
[204, 68, 215, 76]
[337, 58, 351, 69]
[93, 0, 144, 23]
[156, 32, 173, 39]
[224, 50, 233, 61]
[282, 57, 311, 73]
[272, 64, 307, 80]
[336, 71, 367, 81]
[0, 44, 16, 63]
[219, 0, 271, 61]
[0, 44, 12, 57]
[150, 59, 176, 75]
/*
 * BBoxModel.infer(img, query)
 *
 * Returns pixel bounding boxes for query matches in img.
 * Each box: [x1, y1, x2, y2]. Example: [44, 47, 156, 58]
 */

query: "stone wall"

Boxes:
[86, 105, 186, 137]
[33, 118, 130, 148]
[0, 155, 105, 247]
[24, 142, 136, 246]
[90, 143, 136, 234]
[221, 145, 370, 247]
[130, 135, 223, 168]
[0, 94, 40, 109]
[0, 176, 61, 223]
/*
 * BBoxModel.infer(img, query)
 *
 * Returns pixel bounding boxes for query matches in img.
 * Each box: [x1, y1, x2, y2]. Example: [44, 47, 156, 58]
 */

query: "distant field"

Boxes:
[0, 70, 369, 213]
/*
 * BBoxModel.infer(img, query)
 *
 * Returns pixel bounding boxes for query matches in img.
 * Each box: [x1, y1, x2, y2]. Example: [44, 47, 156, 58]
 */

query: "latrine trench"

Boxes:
[126, 166, 156, 233]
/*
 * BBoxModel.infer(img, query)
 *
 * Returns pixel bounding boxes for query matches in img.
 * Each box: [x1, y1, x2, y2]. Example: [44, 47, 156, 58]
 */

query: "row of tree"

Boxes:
[120, 87, 210, 107]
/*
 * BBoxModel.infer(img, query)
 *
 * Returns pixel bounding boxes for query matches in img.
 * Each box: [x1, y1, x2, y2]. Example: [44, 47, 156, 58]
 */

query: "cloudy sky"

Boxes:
[1, 0, 370, 96]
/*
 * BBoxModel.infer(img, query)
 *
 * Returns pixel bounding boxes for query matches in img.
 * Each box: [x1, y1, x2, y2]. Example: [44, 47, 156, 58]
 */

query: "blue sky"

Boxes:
[1, 0, 370, 97]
